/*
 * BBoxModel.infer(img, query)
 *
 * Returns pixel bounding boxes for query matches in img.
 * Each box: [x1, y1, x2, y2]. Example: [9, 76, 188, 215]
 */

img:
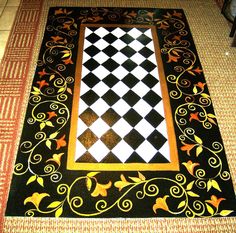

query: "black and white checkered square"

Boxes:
[75, 26, 170, 163]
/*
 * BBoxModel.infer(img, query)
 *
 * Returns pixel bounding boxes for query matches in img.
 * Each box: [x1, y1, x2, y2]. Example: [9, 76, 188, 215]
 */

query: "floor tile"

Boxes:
[7, 0, 21, 6]
[0, 30, 10, 60]
[0, 6, 18, 30]
[0, 0, 7, 6]
[0, 7, 4, 16]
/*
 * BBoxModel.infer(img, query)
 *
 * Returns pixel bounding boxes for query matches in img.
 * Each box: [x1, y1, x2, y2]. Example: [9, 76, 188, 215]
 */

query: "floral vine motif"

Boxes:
[13, 9, 77, 185]
[23, 172, 233, 218]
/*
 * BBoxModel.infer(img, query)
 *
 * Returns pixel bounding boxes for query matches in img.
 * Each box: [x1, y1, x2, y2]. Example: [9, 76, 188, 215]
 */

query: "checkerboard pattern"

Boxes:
[75, 26, 170, 164]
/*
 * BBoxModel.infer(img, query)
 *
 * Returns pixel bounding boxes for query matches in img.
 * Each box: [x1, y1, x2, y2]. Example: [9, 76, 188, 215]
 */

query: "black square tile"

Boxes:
[84, 45, 100, 57]
[122, 74, 139, 88]
[103, 33, 118, 43]
[143, 90, 162, 107]
[147, 130, 167, 150]
[142, 74, 159, 88]
[121, 59, 138, 72]
[86, 32, 101, 43]
[124, 129, 145, 149]
[101, 152, 122, 163]
[102, 90, 120, 106]
[82, 73, 100, 88]
[79, 108, 99, 126]
[137, 34, 152, 45]
[102, 45, 118, 57]
[101, 129, 121, 150]
[123, 108, 142, 127]
[81, 90, 100, 106]
[101, 108, 121, 126]
[102, 58, 119, 72]
[140, 60, 156, 72]
[122, 90, 140, 107]
[83, 58, 100, 71]
[145, 109, 164, 128]
[78, 129, 98, 149]
[76, 151, 98, 163]
[120, 46, 136, 58]
[120, 33, 134, 44]
[103, 74, 119, 88]
[138, 47, 154, 58]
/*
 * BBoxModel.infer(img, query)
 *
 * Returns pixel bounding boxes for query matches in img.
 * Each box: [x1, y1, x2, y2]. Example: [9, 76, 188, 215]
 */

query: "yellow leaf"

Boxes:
[207, 180, 212, 192]
[129, 176, 142, 183]
[67, 87, 72, 95]
[138, 172, 146, 181]
[33, 87, 40, 92]
[49, 131, 59, 139]
[26, 175, 37, 185]
[47, 201, 61, 209]
[212, 180, 222, 192]
[49, 75, 55, 81]
[55, 207, 63, 217]
[58, 87, 65, 93]
[219, 210, 233, 216]
[87, 172, 100, 178]
[177, 200, 186, 209]
[196, 146, 203, 157]
[194, 135, 202, 144]
[187, 191, 200, 197]
[31, 91, 40, 95]
[61, 53, 70, 58]
[46, 140, 51, 149]
[206, 203, 214, 215]
[186, 181, 194, 191]
[207, 113, 216, 118]
[46, 121, 54, 127]
[208, 117, 217, 125]
[40, 122, 46, 131]
[201, 93, 210, 98]
[193, 86, 198, 94]
[188, 71, 196, 76]
[37, 177, 44, 187]
[86, 178, 92, 191]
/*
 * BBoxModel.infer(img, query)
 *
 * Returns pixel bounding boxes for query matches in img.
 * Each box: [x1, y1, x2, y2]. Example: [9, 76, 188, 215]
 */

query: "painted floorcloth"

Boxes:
[5, 7, 236, 218]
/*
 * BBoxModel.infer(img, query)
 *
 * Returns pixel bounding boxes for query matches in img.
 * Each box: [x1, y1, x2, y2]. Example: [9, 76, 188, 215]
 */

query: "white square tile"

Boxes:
[88, 140, 109, 162]
[158, 141, 170, 162]
[112, 140, 133, 163]
[111, 51, 127, 64]
[93, 65, 110, 79]
[111, 39, 126, 50]
[79, 81, 90, 96]
[129, 28, 143, 39]
[130, 52, 146, 65]
[112, 118, 132, 138]
[132, 81, 150, 97]
[154, 101, 165, 118]
[112, 99, 130, 116]
[90, 118, 110, 137]
[112, 28, 126, 38]
[112, 81, 129, 97]
[90, 98, 110, 116]
[78, 99, 88, 115]
[94, 51, 109, 64]
[95, 38, 109, 50]
[135, 119, 154, 138]
[129, 40, 144, 51]
[112, 66, 129, 80]
[133, 99, 152, 117]
[92, 81, 109, 97]
[131, 66, 149, 80]
[75, 140, 87, 161]
[94, 27, 109, 37]
[136, 141, 156, 163]
[76, 118, 88, 137]
[156, 120, 168, 138]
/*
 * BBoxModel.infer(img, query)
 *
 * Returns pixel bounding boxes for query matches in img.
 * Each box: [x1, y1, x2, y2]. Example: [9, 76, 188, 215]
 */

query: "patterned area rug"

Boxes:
[4, 6, 236, 219]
